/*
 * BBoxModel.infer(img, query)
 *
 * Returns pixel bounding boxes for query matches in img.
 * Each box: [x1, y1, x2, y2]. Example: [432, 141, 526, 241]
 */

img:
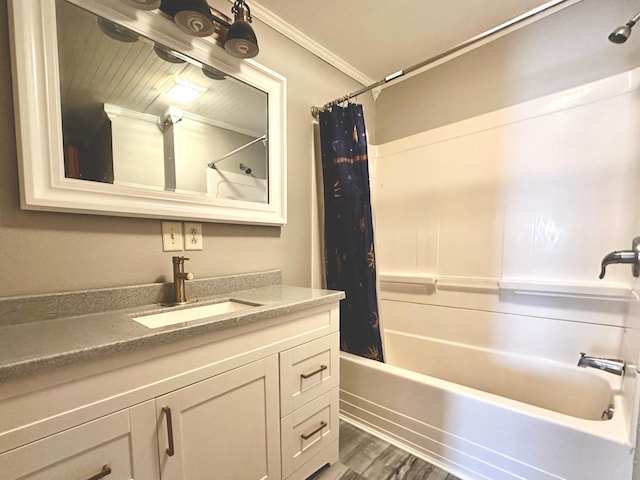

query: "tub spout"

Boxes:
[598, 237, 640, 279]
[578, 353, 625, 376]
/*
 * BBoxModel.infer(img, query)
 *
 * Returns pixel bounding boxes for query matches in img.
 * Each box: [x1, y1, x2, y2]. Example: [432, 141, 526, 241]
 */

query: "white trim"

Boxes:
[377, 272, 631, 300]
[379, 273, 436, 287]
[248, 1, 373, 87]
[104, 104, 159, 124]
[499, 279, 631, 301]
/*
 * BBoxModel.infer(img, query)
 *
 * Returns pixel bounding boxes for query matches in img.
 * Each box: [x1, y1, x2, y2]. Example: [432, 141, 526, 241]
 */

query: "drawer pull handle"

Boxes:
[163, 406, 175, 457]
[300, 364, 328, 380]
[86, 465, 112, 480]
[301, 421, 327, 440]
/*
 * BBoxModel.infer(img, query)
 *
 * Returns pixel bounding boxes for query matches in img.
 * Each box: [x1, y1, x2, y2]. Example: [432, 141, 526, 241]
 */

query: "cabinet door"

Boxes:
[0, 401, 158, 480]
[156, 355, 281, 480]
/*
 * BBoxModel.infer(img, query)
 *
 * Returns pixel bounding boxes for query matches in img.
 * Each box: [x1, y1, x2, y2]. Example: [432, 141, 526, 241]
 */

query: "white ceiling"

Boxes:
[252, 0, 569, 84]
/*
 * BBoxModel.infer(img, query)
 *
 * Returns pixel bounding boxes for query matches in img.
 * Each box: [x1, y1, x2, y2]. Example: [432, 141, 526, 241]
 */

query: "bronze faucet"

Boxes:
[171, 256, 194, 305]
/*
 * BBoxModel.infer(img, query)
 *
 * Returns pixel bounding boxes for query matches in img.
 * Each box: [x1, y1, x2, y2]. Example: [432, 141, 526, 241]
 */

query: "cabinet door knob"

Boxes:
[300, 364, 328, 380]
[301, 421, 327, 440]
[162, 406, 176, 457]
[86, 465, 112, 480]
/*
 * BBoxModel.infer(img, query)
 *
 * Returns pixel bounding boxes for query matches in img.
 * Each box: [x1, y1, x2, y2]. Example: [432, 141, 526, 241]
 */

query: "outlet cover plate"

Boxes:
[161, 221, 183, 251]
[184, 222, 203, 250]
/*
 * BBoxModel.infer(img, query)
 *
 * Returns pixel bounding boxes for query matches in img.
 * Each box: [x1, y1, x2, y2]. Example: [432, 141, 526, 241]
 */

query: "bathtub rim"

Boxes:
[340, 351, 632, 446]
[383, 328, 625, 421]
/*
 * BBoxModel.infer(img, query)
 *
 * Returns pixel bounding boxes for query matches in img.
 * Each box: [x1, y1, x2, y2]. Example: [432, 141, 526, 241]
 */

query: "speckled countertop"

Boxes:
[0, 271, 344, 381]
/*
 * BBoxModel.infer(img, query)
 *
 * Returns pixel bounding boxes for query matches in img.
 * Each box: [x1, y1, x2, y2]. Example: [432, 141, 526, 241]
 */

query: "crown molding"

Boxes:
[248, 0, 374, 86]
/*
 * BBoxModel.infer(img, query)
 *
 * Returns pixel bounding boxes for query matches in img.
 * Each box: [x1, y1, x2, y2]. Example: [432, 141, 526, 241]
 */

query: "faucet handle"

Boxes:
[185, 272, 194, 280]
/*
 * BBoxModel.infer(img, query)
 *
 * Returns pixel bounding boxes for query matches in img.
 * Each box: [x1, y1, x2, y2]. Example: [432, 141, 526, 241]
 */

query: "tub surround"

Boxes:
[0, 270, 344, 380]
[352, 65, 640, 479]
[371, 67, 640, 312]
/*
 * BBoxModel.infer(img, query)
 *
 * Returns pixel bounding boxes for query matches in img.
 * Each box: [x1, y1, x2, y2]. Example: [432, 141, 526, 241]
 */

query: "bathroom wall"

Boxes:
[0, 0, 374, 297]
[376, 0, 640, 143]
[374, 70, 640, 295]
[108, 112, 164, 188]
[372, 69, 639, 359]
[369, 0, 640, 457]
[370, 0, 640, 359]
[173, 120, 266, 192]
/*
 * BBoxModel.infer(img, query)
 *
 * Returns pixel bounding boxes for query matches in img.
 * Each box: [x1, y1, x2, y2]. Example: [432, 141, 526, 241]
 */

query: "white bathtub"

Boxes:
[340, 331, 635, 479]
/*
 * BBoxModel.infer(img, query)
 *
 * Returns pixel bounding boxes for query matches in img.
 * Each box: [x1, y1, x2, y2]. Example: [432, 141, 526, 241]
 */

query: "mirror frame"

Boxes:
[8, 0, 287, 225]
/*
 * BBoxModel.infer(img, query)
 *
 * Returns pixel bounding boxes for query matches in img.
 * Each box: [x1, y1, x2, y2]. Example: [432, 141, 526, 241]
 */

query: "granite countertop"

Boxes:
[0, 271, 344, 381]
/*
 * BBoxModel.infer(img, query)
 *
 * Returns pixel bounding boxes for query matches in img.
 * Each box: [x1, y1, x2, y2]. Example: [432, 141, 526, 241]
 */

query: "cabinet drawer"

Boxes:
[280, 332, 339, 415]
[0, 401, 157, 480]
[281, 388, 339, 478]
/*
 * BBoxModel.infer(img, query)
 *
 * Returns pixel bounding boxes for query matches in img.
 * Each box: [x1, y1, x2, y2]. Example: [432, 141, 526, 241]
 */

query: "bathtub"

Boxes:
[340, 330, 635, 480]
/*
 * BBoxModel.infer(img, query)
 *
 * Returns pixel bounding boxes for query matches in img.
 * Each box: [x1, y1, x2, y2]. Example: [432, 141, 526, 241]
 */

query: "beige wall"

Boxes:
[0, 0, 371, 297]
[375, 0, 640, 143]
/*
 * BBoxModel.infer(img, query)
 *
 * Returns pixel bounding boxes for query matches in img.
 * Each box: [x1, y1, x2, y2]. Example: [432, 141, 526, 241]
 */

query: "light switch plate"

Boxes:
[161, 221, 183, 251]
[184, 222, 203, 251]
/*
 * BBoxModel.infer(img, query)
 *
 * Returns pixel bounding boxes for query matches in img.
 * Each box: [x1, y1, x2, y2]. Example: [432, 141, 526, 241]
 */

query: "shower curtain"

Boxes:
[318, 103, 384, 362]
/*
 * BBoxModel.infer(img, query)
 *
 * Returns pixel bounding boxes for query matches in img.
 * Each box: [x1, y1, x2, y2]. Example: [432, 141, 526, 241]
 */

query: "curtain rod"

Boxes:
[310, 0, 575, 118]
[207, 135, 266, 169]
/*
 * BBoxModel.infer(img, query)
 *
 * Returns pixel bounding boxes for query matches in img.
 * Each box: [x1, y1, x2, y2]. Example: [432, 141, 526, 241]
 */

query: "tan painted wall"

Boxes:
[375, 0, 640, 143]
[0, 0, 373, 297]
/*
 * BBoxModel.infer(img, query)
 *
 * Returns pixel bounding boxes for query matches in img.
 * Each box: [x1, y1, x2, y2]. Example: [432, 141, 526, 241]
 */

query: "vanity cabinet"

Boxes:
[0, 302, 340, 480]
[155, 356, 281, 480]
[0, 401, 159, 479]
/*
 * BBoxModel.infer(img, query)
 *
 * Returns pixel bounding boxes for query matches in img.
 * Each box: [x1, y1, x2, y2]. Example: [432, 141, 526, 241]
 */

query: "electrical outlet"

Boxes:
[161, 221, 184, 251]
[184, 222, 203, 251]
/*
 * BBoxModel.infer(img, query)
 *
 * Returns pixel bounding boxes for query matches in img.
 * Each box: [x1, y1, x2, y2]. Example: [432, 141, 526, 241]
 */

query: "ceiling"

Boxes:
[251, 0, 570, 84]
[57, 0, 267, 139]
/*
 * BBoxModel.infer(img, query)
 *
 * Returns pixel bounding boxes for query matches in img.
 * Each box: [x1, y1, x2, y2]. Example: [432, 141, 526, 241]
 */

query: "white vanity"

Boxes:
[0, 273, 342, 479]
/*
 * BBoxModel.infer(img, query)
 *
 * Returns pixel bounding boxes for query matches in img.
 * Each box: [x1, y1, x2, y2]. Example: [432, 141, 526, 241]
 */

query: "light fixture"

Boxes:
[98, 17, 139, 42]
[154, 43, 186, 63]
[201, 64, 226, 80]
[159, 0, 216, 37]
[224, 0, 259, 58]
[128, 0, 259, 58]
[122, 0, 161, 10]
[159, 75, 206, 104]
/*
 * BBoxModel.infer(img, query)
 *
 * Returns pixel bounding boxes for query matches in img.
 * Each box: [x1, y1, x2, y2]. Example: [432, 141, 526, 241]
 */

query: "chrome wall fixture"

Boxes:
[125, 0, 259, 58]
[598, 237, 640, 279]
[609, 12, 640, 44]
[207, 135, 267, 169]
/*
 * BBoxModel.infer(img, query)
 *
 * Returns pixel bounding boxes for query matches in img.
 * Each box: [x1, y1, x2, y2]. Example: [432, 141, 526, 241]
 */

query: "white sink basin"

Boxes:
[133, 300, 257, 329]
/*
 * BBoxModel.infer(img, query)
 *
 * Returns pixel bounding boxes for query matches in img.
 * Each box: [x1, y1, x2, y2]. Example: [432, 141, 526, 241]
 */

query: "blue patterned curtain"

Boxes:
[319, 103, 384, 362]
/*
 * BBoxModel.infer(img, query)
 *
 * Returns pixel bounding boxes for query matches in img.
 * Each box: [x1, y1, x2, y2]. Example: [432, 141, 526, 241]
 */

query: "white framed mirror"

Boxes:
[8, 0, 287, 225]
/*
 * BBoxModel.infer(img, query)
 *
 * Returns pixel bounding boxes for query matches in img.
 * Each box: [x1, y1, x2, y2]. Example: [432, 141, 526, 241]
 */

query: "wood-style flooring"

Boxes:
[310, 420, 462, 480]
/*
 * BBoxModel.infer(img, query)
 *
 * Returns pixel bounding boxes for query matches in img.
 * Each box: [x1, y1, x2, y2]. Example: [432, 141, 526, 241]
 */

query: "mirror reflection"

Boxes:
[56, 0, 269, 203]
